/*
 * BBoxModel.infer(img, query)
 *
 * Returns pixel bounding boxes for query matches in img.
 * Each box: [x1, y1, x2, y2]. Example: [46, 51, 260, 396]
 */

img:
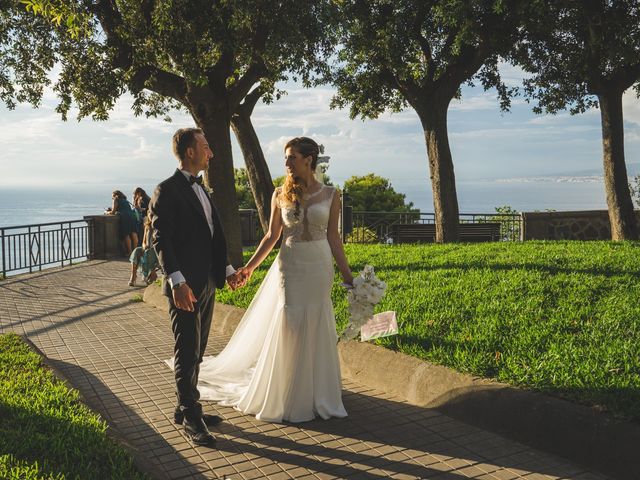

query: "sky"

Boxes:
[1, 63, 640, 197]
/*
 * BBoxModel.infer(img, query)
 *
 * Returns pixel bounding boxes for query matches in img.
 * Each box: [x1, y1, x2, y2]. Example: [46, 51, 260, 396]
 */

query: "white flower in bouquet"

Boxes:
[341, 265, 387, 341]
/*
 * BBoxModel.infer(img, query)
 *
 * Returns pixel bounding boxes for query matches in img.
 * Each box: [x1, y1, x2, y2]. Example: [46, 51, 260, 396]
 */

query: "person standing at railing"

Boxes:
[133, 187, 151, 216]
[107, 190, 139, 256]
[133, 187, 151, 247]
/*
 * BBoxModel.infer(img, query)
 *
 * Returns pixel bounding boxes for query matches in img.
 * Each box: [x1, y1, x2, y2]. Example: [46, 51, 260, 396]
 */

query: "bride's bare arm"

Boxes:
[241, 189, 284, 278]
[327, 189, 354, 285]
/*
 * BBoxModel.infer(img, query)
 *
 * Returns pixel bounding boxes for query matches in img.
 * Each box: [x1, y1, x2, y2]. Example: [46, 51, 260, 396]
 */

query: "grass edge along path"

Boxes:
[0, 333, 146, 480]
[217, 241, 640, 422]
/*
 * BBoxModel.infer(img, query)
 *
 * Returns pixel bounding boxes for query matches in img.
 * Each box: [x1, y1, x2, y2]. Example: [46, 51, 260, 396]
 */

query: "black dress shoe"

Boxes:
[174, 408, 223, 427]
[183, 417, 216, 446]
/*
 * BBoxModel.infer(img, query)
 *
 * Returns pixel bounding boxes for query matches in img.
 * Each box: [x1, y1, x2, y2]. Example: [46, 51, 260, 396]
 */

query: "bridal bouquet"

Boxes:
[341, 265, 387, 341]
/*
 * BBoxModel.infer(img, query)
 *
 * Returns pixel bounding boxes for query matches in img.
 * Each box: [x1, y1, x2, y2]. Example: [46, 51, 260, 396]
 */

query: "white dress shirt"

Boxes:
[167, 170, 236, 288]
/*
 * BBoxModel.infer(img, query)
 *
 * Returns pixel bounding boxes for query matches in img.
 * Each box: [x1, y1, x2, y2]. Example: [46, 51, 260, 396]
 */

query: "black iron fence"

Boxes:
[1, 220, 92, 278]
[0, 210, 522, 278]
[346, 211, 522, 243]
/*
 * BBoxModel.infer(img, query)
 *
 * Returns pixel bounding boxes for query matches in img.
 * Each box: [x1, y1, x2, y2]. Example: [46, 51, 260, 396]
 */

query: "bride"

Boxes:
[195, 137, 353, 423]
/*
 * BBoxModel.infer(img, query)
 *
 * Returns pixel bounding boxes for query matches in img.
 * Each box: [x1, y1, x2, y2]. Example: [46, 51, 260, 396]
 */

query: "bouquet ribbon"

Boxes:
[360, 311, 398, 342]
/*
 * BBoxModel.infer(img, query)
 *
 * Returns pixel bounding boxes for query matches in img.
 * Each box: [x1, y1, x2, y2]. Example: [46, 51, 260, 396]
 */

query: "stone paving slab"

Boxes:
[0, 260, 614, 480]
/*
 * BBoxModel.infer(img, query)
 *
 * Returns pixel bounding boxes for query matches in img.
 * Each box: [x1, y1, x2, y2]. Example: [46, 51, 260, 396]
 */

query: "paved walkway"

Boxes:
[0, 260, 611, 480]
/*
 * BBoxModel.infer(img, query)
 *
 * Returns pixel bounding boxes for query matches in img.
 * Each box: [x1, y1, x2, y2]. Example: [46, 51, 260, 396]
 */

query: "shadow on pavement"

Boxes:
[210, 388, 607, 479]
[45, 358, 205, 480]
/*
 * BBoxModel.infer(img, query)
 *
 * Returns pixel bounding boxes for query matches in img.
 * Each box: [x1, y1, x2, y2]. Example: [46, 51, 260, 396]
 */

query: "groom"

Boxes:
[150, 127, 244, 446]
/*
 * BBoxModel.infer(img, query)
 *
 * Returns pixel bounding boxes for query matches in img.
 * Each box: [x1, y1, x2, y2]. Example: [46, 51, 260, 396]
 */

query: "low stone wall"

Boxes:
[84, 214, 121, 259]
[521, 210, 638, 240]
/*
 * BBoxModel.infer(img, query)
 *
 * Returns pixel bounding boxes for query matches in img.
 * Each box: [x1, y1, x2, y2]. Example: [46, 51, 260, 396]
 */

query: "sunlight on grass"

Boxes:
[218, 241, 640, 420]
[0, 333, 146, 480]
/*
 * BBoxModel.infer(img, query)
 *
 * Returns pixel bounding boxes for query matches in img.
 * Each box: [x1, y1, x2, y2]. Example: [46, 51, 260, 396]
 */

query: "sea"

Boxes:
[0, 179, 609, 276]
[0, 179, 609, 229]
[0, 184, 157, 228]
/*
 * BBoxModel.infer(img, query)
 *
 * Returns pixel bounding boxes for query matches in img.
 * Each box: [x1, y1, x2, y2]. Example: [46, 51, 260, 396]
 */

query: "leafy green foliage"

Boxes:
[220, 242, 640, 419]
[0, 0, 122, 120]
[345, 226, 379, 244]
[477, 204, 521, 241]
[235, 168, 257, 210]
[13, 0, 338, 121]
[20, 0, 90, 39]
[0, 2, 58, 110]
[273, 175, 286, 188]
[17, 0, 340, 261]
[515, 1, 640, 114]
[343, 174, 415, 212]
[331, 0, 523, 119]
[0, 333, 146, 479]
[342, 174, 419, 235]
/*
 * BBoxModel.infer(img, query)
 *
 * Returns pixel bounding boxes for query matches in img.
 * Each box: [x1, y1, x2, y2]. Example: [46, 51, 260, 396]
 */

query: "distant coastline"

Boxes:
[494, 175, 604, 184]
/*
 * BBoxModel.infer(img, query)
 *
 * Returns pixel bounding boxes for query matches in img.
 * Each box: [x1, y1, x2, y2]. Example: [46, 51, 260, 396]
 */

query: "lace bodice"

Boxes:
[277, 185, 336, 244]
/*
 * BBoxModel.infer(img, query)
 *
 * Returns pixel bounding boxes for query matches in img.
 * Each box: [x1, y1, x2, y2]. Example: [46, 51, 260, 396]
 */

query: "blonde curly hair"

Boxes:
[280, 137, 320, 217]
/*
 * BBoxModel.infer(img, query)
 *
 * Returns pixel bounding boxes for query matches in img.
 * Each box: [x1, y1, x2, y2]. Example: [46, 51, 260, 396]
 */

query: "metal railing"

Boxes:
[1, 219, 92, 278]
[346, 211, 522, 243]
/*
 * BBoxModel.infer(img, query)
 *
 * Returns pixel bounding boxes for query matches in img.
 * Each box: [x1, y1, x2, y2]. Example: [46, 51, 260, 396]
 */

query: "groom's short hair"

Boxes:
[172, 128, 204, 161]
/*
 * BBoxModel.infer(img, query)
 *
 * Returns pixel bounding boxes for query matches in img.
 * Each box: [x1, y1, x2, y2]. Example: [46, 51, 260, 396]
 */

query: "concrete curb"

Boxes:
[144, 283, 638, 479]
[22, 335, 171, 480]
[339, 340, 639, 480]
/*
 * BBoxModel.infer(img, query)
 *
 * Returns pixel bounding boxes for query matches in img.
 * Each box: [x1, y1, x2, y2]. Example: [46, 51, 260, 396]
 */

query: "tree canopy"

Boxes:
[12, 0, 337, 263]
[17, 0, 335, 120]
[516, 0, 640, 115]
[331, 0, 521, 119]
[515, 0, 640, 239]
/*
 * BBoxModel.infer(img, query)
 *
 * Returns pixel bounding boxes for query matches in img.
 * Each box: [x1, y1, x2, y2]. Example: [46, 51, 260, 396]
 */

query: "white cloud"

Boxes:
[0, 71, 613, 204]
[623, 89, 640, 127]
[450, 92, 499, 111]
[497, 61, 531, 87]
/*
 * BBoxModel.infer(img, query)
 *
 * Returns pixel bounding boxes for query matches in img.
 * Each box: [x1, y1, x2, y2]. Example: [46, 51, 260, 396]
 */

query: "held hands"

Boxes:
[237, 266, 253, 285]
[227, 267, 252, 290]
[227, 267, 253, 290]
[172, 283, 197, 312]
[226, 272, 242, 291]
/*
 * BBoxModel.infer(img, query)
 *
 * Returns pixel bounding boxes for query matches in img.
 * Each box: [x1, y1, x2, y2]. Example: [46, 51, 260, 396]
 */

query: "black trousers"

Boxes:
[169, 276, 216, 419]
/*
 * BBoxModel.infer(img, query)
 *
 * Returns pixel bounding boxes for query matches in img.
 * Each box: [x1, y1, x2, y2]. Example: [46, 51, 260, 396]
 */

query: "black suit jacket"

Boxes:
[150, 169, 228, 297]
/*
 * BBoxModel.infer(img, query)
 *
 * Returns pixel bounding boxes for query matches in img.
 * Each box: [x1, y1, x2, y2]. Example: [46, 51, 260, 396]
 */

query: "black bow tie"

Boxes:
[189, 175, 203, 186]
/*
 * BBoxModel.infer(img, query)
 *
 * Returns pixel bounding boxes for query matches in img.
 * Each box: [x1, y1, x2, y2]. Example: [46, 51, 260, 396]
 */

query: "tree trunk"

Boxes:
[417, 99, 459, 242]
[598, 90, 638, 240]
[191, 107, 244, 266]
[231, 110, 274, 235]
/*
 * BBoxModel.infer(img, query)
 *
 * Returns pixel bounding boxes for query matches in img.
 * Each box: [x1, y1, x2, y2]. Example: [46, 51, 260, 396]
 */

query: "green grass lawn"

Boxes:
[0, 333, 146, 480]
[217, 241, 640, 421]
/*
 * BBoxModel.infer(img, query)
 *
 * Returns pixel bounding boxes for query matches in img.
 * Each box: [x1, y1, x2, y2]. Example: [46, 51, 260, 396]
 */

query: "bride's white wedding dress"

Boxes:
[192, 184, 347, 423]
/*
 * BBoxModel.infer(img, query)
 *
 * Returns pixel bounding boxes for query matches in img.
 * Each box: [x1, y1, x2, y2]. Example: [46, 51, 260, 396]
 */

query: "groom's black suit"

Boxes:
[150, 169, 228, 420]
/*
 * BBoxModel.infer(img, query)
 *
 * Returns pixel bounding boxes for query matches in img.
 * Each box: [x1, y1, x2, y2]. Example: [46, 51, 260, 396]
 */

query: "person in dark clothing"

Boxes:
[149, 127, 245, 446]
[108, 190, 138, 255]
